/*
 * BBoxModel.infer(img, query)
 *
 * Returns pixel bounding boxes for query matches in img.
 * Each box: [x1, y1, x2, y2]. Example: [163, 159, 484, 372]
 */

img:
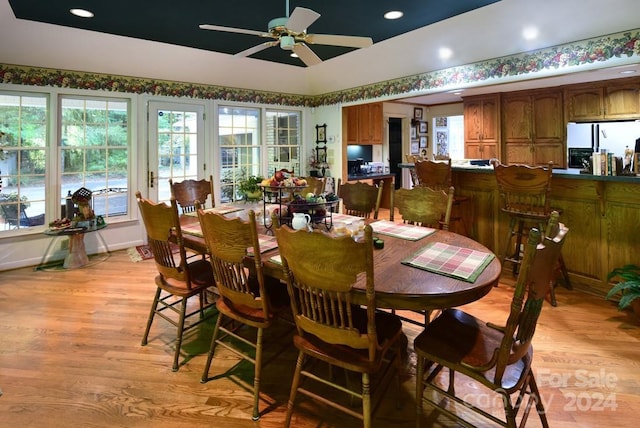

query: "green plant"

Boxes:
[239, 175, 264, 195]
[606, 264, 640, 311]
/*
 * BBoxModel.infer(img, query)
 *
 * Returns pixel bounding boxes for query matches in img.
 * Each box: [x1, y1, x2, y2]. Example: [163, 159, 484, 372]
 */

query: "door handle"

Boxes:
[149, 171, 154, 188]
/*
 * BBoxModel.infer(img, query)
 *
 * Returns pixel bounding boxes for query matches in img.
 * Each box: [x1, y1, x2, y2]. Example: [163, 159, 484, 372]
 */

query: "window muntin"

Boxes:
[60, 97, 129, 219]
[218, 107, 261, 203]
[0, 94, 47, 230]
[266, 110, 301, 175]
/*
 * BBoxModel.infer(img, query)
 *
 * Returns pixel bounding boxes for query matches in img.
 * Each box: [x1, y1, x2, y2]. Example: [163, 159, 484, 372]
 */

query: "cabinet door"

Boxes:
[369, 102, 383, 144]
[505, 143, 533, 165]
[481, 143, 499, 159]
[464, 100, 483, 143]
[605, 84, 640, 119]
[502, 95, 531, 144]
[480, 96, 499, 143]
[532, 91, 564, 142]
[566, 86, 604, 121]
[345, 105, 359, 145]
[533, 143, 565, 167]
[464, 143, 483, 159]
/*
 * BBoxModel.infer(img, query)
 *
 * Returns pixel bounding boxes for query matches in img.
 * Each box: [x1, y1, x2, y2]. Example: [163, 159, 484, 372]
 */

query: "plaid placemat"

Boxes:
[370, 220, 436, 241]
[402, 242, 495, 282]
[248, 235, 279, 254]
[183, 205, 244, 217]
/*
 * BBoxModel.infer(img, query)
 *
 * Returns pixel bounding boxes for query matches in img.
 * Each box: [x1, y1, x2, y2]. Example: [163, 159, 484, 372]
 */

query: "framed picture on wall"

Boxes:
[316, 123, 327, 143]
[414, 107, 423, 119]
[419, 136, 427, 148]
[410, 126, 417, 139]
[435, 117, 448, 127]
[419, 121, 427, 134]
[411, 141, 420, 154]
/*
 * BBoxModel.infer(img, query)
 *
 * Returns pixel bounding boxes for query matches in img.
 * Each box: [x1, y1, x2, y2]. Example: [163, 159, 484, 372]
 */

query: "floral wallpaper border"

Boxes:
[1, 29, 638, 107]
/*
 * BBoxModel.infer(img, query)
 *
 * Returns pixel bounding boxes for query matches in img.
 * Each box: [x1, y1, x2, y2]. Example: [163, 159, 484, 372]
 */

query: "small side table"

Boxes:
[40, 223, 108, 269]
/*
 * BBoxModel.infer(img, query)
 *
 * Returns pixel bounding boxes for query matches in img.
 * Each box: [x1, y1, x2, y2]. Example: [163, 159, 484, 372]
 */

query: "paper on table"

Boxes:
[269, 255, 282, 265]
[402, 242, 495, 282]
[370, 220, 436, 241]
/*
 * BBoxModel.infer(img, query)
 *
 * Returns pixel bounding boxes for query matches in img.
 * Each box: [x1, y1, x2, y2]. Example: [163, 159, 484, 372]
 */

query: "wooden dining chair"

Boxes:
[135, 191, 217, 371]
[169, 175, 214, 214]
[390, 185, 454, 229]
[336, 178, 383, 219]
[414, 212, 568, 428]
[198, 209, 291, 421]
[303, 176, 326, 195]
[275, 224, 404, 428]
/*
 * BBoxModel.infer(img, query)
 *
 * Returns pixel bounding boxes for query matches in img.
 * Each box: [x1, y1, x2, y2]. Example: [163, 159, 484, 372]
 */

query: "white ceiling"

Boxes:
[1, 0, 639, 105]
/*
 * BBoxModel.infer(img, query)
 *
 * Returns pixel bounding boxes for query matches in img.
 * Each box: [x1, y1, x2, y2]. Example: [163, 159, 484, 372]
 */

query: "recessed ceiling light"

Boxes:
[70, 8, 94, 18]
[620, 70, 636, 75]
[439, 47, 453, 60]
[522, 26, 538, 40]
[384, 11, 403, 20]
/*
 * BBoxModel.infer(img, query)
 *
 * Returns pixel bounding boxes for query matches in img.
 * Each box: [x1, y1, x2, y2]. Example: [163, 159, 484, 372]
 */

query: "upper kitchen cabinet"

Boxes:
[464, 94, 500, 159]
[565, 77, 640, 121]
[502, 89, 565, 167]
[344, 102, 383, 145]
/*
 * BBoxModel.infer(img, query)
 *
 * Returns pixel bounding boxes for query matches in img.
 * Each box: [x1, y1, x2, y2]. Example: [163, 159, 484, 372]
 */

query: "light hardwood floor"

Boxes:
[1, 248, 639, 427]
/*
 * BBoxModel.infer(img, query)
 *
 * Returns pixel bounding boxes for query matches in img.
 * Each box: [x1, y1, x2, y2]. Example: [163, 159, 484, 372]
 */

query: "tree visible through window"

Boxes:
[60, 97, 129, 219]
[0, 93, 47, 230]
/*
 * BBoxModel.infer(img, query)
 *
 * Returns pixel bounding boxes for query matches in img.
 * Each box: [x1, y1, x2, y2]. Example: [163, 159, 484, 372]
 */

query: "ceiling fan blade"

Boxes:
[292, 43, 322, 67]
[235, 41, 278, 58]
[199, 24, 265, 37]
[286, 7, 320, 33]
[305, 34, 373, 48]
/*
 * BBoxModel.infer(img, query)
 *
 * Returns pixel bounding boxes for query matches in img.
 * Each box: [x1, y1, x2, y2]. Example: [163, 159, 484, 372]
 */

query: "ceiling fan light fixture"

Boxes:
[70, 8, 94, 18]
[280, 35, 295, 50]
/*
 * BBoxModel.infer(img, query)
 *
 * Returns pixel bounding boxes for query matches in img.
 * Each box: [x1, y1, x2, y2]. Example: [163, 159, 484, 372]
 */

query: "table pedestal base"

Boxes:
[64, 234, 89, 269]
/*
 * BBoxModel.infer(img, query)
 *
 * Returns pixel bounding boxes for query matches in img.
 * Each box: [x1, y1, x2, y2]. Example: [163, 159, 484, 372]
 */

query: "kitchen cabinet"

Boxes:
[565, 77, 640, 121]
[344, 102, 383, 145]
[463, 94, 500, 159]
[502, 89, 565, 167]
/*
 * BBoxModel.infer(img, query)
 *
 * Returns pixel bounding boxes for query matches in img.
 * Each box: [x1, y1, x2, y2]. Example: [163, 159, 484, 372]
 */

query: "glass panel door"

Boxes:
[148, 102, 205, 203]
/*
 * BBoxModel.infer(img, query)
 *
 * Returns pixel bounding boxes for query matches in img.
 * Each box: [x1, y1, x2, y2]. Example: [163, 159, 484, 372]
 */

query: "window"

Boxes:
[218, 106, 260, 203]
[217, 107, 302, 203]
[60, 96, 130, 219]
[0, 93, 47, 230]
[266, 110, 301, 174]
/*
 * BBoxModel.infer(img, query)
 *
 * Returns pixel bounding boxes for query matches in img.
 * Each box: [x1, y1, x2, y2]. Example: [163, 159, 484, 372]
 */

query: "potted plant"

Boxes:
[606, 264, 640, 319]
[239, 175, 264, 201]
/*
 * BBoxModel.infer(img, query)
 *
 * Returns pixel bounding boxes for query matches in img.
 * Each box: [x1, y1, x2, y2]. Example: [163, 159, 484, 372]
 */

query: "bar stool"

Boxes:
[491, 160, 571, 305]
[413, 158, 470, 236]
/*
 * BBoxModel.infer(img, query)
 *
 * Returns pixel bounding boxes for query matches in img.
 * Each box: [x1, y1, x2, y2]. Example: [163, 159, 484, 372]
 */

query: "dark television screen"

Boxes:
[347, 145, 373, 161]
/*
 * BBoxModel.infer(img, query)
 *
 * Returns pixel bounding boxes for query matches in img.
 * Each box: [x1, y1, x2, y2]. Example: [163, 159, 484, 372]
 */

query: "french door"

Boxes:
[147, 101, 205, 203]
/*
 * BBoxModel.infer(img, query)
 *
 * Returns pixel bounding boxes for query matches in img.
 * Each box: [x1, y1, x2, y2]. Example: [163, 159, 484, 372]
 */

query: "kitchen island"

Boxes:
[346, 173, 395, 209]
[399, 162, 640, 297]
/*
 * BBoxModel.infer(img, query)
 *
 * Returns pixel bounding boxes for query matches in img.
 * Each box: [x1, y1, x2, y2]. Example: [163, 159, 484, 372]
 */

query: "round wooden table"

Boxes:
[180, 213, 501, 312]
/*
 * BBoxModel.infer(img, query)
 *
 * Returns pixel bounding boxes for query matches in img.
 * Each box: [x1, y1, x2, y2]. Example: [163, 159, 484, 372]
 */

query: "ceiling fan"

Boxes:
[199, 0, 373, 66]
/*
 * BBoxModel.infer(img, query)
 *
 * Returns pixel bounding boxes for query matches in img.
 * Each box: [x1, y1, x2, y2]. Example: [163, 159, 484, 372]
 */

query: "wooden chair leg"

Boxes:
[201, 312, 224, 383]
[141, 287, 161, 346]
[285, 351, 305, 428]
[172, 298, 188, 372]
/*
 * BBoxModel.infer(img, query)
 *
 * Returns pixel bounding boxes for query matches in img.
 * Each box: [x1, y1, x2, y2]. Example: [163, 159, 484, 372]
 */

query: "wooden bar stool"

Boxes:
[413, 158, 470, 236]
[491, 160, 571, 304]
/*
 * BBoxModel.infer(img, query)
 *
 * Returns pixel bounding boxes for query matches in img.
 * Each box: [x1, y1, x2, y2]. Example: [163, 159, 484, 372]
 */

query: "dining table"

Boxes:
[178, 206, 502, 312]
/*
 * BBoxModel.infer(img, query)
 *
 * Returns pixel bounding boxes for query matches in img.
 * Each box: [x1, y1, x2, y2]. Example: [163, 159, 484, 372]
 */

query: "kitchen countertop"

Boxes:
[398, 162, 640, 183]
[347, 172, 396, 181]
